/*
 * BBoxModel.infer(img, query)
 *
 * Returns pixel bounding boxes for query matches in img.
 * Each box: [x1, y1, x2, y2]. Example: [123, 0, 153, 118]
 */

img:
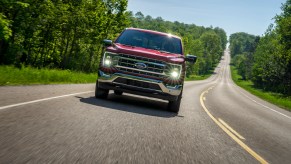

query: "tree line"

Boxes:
[0, 0, 129, 72]
[230, 0, 291, 96]
[0, 0, 227, 78]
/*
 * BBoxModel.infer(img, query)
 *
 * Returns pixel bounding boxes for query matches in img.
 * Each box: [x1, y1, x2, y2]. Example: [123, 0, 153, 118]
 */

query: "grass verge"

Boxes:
[0, 65, 216, 85]
[185, 74, 212, 81]
[0, 65, 97, 85]
[230, 66, 291, 111]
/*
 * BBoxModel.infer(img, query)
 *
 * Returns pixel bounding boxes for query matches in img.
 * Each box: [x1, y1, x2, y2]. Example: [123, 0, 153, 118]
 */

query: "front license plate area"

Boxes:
[126, 79, 149, 88]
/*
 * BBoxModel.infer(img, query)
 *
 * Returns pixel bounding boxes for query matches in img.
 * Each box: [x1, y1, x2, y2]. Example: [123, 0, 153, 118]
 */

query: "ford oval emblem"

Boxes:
[135, 63, 147, 69]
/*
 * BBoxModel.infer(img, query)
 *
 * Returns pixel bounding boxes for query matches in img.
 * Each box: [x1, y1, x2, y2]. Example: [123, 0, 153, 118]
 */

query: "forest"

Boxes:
[0, 0, 227, 78]
[0, 0, 129, 72]
[230, 0, 291, 96]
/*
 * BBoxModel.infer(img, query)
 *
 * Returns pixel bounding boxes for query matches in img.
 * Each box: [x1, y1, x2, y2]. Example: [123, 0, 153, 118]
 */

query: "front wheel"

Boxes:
[168, 88, 183, 113]
[95, 81, 109, 99]
[168, 97, 181, 113]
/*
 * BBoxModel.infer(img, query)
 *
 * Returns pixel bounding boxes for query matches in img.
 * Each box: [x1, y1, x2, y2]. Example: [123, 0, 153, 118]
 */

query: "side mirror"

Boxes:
[185, 54, 197, 64]
[103, 39, 113, 47]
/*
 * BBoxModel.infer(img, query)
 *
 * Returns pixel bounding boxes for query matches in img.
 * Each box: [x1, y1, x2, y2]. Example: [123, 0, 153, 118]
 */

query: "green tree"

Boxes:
[0, 13, 11, 41]
[229, 32, 258, 80]
[200, 31, 222, 71]
[0, 0, 129, 72]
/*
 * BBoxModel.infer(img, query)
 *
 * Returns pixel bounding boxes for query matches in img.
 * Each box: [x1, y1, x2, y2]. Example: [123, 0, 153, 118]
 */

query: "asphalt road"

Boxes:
[0, 50, 290, 163]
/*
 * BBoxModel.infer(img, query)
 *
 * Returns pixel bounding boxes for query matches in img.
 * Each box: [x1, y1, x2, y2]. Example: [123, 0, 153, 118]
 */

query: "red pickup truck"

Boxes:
[95, 28, 197, 112]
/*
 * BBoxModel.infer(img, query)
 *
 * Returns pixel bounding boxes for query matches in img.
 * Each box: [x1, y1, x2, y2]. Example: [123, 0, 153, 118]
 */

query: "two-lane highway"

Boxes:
[0, 50, 290, 163]
[202, 50, 291, 163]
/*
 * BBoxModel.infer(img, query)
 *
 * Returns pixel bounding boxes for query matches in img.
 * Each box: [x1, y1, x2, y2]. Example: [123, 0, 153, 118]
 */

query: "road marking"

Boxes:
[200, 86, 268, 164]
[218, 118, 245, 140]
[0, 91, 94, 111]
[234, 85, 291, 120]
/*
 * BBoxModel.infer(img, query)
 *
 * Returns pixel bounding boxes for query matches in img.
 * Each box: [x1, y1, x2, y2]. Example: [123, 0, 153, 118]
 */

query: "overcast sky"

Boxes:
[127, 0, 286, 37]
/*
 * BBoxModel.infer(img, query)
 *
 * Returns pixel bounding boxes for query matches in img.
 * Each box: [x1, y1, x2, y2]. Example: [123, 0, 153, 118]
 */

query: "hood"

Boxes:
[106, 43, 185, 64]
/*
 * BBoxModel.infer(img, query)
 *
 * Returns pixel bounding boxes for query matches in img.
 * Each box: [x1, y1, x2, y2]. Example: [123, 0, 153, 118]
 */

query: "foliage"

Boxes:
[252, 29, 285, 93]
[0, 65, 96, 85]
[0, 1, 227, 81]
[253, 0, 291, 95]
[230, 0, 291, 96]
[229, 32, 258, 57]
[0, 13, 11, 41]
[129, 12, 227, 77]
[231, 66, 291, 111]
[229, 32, 259, 80]
[0, 0, 129, 72]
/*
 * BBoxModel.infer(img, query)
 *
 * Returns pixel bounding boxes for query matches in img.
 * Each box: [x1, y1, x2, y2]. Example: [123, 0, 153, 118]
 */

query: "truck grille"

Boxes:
[116, 54, 165, 78]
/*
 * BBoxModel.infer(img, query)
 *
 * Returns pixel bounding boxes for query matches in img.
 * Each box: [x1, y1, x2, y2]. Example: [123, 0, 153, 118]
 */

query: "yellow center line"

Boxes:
[218, 118, 245, 140]
[200, 86, 268, 164]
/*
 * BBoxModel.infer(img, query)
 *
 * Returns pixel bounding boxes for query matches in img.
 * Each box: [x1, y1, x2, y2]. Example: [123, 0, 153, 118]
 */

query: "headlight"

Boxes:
[102, 52, 116, 67]
[171, 70, 179, 78]
[104, 57, 112, 67]
[168, 66, 181, 79]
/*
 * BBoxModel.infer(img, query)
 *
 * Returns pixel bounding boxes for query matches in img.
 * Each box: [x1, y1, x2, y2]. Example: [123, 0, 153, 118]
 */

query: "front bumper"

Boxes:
[98, 71, 183, 101]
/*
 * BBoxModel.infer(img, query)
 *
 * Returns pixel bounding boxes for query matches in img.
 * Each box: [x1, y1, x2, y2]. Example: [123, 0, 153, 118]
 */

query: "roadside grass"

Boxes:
[1, 64, 215, 85]
[185, 74, 212, 81]
[0, 65, 97, 85]
[230, 66, 291, 111]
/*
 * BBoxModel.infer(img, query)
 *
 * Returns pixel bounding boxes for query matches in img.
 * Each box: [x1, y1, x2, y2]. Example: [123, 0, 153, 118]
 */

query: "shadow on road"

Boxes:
[76, 93, 177, 118]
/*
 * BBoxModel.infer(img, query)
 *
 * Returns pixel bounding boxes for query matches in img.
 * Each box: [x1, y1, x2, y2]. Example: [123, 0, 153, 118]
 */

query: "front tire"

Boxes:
[168, 89, 183, 113]
[95, 81, 109, 99]
[168, 97, 181, 113]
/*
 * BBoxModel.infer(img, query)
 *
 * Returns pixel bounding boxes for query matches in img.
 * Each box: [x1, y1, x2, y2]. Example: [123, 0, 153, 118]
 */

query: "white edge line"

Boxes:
[200, 86, 269, 164]
[0, 91, 94, 111]
[234, 86, 291, 120]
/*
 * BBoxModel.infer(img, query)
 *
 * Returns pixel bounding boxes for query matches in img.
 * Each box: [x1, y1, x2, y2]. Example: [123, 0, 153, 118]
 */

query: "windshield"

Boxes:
[115, 29, 182, 54]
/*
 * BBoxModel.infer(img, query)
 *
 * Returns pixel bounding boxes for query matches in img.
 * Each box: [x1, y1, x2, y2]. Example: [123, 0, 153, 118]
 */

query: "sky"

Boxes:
[127, 0, 286, 37]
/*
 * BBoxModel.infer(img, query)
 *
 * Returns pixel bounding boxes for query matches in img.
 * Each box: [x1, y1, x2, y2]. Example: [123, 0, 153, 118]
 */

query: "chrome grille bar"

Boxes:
[116, 54, 166, 78]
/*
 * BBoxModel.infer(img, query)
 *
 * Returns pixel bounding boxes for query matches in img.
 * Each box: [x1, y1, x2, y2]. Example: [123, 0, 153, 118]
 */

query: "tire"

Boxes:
[95, 81, 109, 99]
[168, 90, 183, 113]
[168, 97, 181, 113]
[114, 90, 123, 95]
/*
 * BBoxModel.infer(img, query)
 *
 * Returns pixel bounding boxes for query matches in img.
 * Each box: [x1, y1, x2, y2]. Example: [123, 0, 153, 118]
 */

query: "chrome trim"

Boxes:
[102, 52, 118, 67]
[116, 65, 165, 75]
[118, 61, 164, 71]
[134, 62, 147, 69]
[118, 56, 166, 67]
[102, 51, 183, 79]
[98, 71, 182, 96]
[115, 53, 167, 78]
